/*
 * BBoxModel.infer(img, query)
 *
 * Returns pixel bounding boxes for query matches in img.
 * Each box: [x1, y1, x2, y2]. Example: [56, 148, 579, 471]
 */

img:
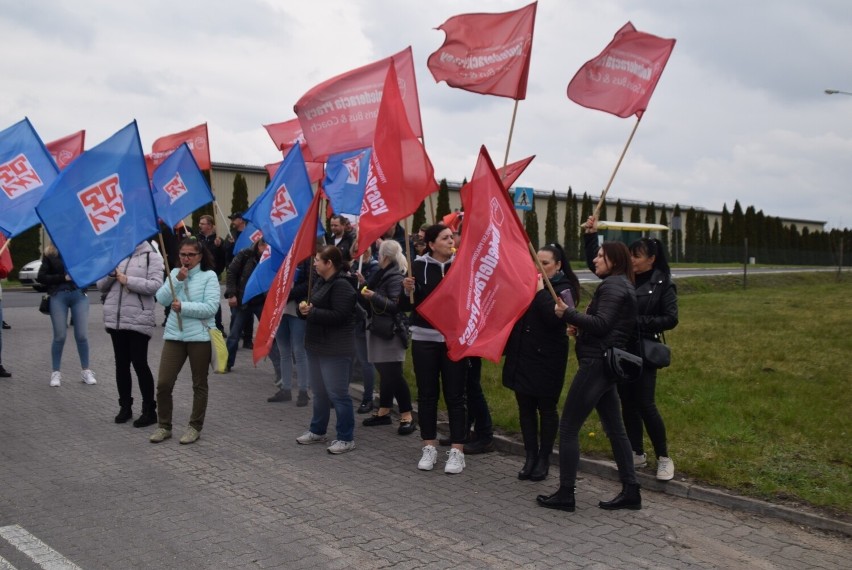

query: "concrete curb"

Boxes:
[492, 432, 852, 537]
[351, 385, 850, 537]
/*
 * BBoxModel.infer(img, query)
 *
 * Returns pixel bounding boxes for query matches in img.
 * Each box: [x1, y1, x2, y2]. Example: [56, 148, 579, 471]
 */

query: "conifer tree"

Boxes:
[544, 191, 558, 244]
[524, 208, 540, 250]
[436, 178, 451, 220]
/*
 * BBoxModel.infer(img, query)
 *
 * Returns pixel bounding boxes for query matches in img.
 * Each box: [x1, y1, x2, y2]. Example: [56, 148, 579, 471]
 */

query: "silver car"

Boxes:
[18, 259, 45, 291]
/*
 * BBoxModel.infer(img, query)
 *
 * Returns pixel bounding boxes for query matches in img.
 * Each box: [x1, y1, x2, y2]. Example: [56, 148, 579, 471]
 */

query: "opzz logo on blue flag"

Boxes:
[162, 172, 189, 204]
[77, 174, 126, 235]
[0, 154, 44, 199]
[271, 183, 298, 227]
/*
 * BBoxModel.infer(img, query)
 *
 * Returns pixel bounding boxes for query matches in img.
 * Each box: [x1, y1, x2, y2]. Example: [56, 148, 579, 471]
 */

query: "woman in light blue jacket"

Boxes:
[149, 237, 220, 445]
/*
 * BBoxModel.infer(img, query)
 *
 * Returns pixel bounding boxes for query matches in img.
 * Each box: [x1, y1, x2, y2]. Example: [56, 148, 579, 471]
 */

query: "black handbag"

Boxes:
[367, 312, 396, 340]
[641, 337, 671, 368]
[39, 294, 51, 315]
[604, 346, 644, 383]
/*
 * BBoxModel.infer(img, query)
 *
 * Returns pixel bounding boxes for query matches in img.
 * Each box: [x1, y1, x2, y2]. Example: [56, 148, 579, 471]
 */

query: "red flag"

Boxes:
[0, 235, 12, 278]
[418, 146, 537, 362]
[294, 47, 423, 161]
[355, 63, 438, 256]
[263, 119, 315, 162]
[46, 130, 85, 170]
[427, 2, 537, 100]
[252, 189, 322, 364]
[265, 160, 324, 185]
[150, 123, 211, 174]
[497, 154, 535, 189]
[567, 22, 676, 119]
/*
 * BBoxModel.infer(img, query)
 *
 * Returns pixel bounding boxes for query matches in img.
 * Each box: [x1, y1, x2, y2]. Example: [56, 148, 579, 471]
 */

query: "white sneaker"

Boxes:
[444, 448, 466, 474]
[296, 431, 327, 445]
[657, 456, 675, 481]
[50, 371, 61, 387]
[327, 440, 355, 454]
[417, 445, 438, 471]
[634, 453, 647, 468]
[81, 369, 97, 385]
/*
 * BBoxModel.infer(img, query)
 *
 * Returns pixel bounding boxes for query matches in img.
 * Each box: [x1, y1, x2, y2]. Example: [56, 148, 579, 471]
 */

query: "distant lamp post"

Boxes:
[825, 89, 852, 96]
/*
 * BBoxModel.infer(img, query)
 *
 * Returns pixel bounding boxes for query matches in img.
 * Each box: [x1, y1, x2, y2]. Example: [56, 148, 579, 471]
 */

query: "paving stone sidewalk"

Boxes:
[0, 300, 849, 569]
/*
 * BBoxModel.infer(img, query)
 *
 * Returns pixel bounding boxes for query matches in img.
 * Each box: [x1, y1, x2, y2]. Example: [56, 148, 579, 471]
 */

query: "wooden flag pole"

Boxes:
[419, 134, 437, 223]
[593, 115, 643, 219]
[502, 99, 521, 172]
[403, 218, 415, 304]
[213, 200, 232, 237]
[158, 232, 183, 331]
[0, 238, 10, 257]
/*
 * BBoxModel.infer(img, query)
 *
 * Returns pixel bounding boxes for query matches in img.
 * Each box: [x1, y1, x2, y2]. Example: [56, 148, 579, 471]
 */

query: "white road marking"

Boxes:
[0, 525, 81, 570]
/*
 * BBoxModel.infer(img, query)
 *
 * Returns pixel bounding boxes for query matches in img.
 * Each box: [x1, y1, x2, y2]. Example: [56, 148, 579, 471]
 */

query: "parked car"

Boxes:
[18, 259, 45, 291]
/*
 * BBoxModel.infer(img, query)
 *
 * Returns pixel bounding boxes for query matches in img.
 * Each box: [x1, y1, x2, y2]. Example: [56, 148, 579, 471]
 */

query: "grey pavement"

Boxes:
[0, 295, 850, 569]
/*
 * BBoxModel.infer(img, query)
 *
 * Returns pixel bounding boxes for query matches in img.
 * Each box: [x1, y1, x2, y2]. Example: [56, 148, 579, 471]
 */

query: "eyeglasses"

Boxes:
[179, 252, 200, 258]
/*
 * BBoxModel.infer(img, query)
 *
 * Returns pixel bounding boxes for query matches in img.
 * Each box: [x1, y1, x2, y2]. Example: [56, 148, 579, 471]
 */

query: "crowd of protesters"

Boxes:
[7, 209, 679, 514]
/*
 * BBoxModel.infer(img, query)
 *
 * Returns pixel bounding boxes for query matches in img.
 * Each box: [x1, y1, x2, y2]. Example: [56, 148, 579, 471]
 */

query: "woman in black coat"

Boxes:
[537, 240, 640, 513]
[503, 243, 580, 482]
[296, 245, 358, 455]
[583, 223, 679, 480]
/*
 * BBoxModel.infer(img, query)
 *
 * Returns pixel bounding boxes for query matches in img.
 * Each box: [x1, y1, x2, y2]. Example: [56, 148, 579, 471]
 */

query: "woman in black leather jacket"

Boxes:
[583, 219, 679, 481]
[537, 240, 641, 513]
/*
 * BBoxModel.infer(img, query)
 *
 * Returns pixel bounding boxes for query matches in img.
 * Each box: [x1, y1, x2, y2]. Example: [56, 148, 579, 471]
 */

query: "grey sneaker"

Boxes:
[149, 428, 172, 443]
[417, 445, 438, 471]
[50, 371, 62, 387]
[327, 440, 355, 454]
[634, 453, 648, 468]
[296, 431, 327, 445]
[444, 448, 466, 474]
[179, 427, 200, 445]
[657, 456, 675, 481]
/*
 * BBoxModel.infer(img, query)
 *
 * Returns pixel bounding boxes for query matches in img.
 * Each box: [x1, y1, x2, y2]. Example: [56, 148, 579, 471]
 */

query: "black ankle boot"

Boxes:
[598, 483, 642, 511]
[114, 405, 133, 424]
[518, 451, 537, 480]
[536, 486, 575, 512]
[529, 453, 550, 481]
[133, 402, 158, 428]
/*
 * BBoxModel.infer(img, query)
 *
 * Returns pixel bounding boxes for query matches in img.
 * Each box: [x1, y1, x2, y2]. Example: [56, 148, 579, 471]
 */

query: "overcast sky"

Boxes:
[2, 0, 850, 229]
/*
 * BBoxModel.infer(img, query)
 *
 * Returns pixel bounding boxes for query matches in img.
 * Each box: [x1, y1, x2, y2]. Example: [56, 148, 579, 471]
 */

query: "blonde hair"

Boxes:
[379, 240, 407, 274]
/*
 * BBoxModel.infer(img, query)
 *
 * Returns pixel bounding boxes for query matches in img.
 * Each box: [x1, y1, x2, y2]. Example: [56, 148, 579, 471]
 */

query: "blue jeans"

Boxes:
[275, 315, 308, 391]
[307, 351, 354, 442]
[49, 289, 90, 371]
[353, 325, 375, 401]
[226, 303, 280, 372]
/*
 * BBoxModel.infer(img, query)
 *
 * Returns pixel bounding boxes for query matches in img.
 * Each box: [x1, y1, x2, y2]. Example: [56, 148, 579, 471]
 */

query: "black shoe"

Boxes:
[598, 483, 642, 511]
[0, 365, 11, 378]
[242, 340, 254, 349]
[267, 389, 291, 403]
[362, 413, 392, 427]
[114, 406, 133, 424]
[2, 321, 10, 329]
[536, 486, 576, 512]
[529, 453, 550, 481]
[133, 403, 158, 428]
[397, 419, 417, 436]
[357, 400, 374, 414]
[296, 390, 309, 407]
[518, 452, 537, 480]
[463, 437, 495, 455]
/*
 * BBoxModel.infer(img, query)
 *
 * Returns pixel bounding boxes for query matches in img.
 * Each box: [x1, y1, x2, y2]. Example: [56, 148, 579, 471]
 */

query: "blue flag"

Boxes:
[0, 118, 60, 237]
[323, 147, 372, 216]
[242, 245, 284, 304]
[151, 142, 214, 229]
[242, 145, 316, 255]
[35, 121, 158, 286]
[233, 220, 262, 254]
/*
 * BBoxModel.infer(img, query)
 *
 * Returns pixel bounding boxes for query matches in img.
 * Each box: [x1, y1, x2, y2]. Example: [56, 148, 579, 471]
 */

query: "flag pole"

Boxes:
[502, 99, 521, 172]
[0, 238, 10, 257]
[213, 200, 231, 237]
[593, 115, 643, 219]
[419, 134, 437, 223]
[158, 232, 184, 331]
[403, 218, 414, 304]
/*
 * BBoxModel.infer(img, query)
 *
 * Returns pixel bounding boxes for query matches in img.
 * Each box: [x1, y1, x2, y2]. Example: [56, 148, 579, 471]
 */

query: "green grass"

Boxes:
[401, 271, 852, 517]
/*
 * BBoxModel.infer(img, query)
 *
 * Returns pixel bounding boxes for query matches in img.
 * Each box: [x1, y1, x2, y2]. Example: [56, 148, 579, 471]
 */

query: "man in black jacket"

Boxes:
[197, 215, 227, 332]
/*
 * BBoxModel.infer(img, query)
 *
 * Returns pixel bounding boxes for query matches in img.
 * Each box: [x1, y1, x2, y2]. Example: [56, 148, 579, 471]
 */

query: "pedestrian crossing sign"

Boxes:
[513, 187, 533, 211]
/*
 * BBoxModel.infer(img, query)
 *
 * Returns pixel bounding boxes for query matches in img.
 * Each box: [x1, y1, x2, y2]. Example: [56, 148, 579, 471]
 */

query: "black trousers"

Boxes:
[412, 340, 467, 442]
[108, 329, 155, 407]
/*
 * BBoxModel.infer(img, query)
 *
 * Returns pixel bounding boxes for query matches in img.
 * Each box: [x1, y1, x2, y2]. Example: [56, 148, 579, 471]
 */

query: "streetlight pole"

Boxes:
[825, 89, 852, 96]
